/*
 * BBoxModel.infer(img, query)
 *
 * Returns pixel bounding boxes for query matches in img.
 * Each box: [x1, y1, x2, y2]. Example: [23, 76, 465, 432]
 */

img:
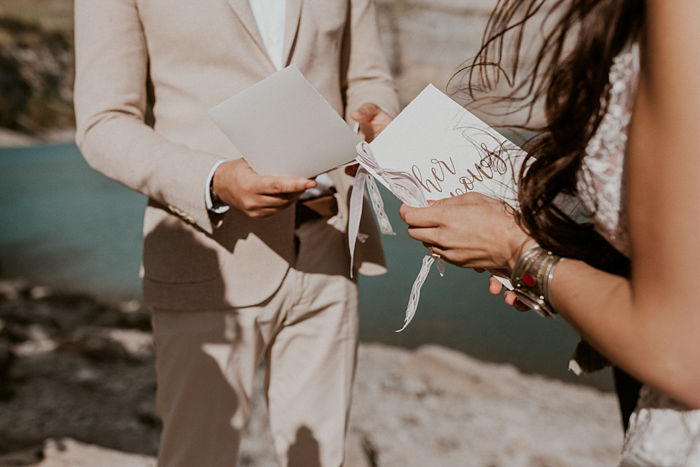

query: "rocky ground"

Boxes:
[0, 279, 624, 466]
[0, 8, 74, 134]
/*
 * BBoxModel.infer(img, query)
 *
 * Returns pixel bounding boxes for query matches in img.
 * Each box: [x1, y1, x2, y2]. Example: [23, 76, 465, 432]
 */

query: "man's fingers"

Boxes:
[352, 102, 383, 142]
[243, 192, 308, 215]
[252, 176, 316, 195]
[246, 206, 286, 219]
[240, 194, 288, 211]
[357, 122, 375, 142]
[351, 102, 380, 121]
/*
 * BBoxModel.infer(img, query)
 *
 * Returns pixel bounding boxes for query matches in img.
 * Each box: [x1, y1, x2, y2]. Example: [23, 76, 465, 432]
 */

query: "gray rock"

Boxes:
[0, 17, 74, 132]
[34, 438, 155, 467]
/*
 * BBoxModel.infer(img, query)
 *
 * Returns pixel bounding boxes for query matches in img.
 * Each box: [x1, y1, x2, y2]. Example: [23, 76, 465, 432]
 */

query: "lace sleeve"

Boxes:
[576, 42, 640, 257]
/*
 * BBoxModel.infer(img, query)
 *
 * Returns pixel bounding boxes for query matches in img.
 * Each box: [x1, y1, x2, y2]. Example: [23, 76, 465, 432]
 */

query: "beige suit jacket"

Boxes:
[74, 0, 399, 310]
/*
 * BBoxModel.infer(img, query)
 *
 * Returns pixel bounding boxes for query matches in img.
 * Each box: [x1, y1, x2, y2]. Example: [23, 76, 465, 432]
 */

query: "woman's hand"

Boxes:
[475, 269, 530, 312]
[399, 192, 534, 272]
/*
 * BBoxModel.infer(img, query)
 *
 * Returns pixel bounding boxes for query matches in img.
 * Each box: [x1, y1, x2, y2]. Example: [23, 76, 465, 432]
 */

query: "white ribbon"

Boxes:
[348, 168, 367, 278]
[365, 175, 395, 236]
[348, 141, 445, 332]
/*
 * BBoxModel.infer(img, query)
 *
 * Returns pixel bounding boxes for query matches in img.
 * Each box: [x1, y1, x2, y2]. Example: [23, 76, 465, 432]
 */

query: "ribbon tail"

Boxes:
[354, 140, 445, 331]
[365, 175, 395, 235]
[347, 168, 367, 278]
[396, 255, 435, 332]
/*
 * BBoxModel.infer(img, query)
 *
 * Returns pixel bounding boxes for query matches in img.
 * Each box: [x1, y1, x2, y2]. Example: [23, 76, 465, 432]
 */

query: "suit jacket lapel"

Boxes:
[282, 0, 303, 67]
[226, 0, 268, 57]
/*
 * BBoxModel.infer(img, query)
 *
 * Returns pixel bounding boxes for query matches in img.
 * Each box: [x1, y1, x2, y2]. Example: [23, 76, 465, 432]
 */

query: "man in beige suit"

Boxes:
[73, 0, 398, 465]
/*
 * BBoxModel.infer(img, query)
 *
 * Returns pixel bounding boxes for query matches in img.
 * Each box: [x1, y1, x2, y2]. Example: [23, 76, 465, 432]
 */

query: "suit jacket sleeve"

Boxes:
[73, 0, 223, 234]
[342, 0, 400, 119]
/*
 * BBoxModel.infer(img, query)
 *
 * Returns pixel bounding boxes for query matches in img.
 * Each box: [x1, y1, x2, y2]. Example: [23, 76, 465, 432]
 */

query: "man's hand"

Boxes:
[350, 102, 392, 143]
[213, 158, 316, 218]
[345, 102, 393, 176]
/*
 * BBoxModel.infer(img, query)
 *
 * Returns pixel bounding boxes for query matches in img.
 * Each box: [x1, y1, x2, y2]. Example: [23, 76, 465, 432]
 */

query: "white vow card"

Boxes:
[366, 84, 525, 209]
[349, 84, 531, 330]
[209, 65, 361, 177]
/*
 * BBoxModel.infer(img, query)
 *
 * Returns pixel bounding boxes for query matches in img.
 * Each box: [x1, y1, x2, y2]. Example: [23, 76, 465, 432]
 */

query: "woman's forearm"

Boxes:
[549, 258, 700, 408]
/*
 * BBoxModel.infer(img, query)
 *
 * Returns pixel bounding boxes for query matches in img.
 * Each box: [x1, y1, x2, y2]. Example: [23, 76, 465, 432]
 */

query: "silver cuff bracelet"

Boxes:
[510, 245, 561, 318]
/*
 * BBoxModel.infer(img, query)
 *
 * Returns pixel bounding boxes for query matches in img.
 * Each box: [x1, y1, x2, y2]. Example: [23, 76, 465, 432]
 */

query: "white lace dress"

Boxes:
[576, 42, 700, 466]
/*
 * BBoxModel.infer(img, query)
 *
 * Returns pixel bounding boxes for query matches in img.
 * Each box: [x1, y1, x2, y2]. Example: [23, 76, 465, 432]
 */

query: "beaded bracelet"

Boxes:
[510, 245, 561, 318]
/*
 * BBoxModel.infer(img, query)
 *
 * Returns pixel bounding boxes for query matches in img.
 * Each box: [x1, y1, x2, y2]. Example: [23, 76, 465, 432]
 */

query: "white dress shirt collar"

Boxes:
[248, 0, 286, 71]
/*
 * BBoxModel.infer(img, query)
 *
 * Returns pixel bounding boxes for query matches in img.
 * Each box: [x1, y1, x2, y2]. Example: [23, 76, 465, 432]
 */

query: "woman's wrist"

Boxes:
[509, 245, 562, 317]
[507, 237, 538, 273]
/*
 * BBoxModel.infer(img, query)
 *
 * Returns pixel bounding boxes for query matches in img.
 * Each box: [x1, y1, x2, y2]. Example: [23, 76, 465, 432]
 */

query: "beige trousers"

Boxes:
[151, 219, 359, 467]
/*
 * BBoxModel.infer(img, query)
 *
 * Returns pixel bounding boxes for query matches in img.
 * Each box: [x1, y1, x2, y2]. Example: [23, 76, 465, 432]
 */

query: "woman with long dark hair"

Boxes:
[399, 1, 700, 463]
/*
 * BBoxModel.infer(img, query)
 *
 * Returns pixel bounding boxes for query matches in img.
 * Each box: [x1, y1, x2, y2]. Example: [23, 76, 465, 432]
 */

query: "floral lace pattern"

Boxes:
[620, 387, 700, 467]
[576, 42, 639, 256]
[575, 42, 700, 467]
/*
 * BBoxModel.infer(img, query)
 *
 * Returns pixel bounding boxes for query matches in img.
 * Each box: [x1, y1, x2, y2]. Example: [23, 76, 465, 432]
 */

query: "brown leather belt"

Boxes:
[295, 193, 338, 227]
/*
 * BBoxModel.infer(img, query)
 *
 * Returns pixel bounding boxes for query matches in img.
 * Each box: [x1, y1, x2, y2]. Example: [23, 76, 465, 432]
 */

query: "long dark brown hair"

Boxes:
[457, 0, 644, 274]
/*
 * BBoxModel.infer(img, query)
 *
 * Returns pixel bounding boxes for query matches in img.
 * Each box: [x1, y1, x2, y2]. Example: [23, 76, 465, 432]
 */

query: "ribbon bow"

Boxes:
[348, 142, 445, 332]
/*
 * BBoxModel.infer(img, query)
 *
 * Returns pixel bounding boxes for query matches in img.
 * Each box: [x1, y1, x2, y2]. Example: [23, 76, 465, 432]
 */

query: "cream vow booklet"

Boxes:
[209, 65, 361, 177]
[350, 84, 528, 330]
[365, 84, 524, 209]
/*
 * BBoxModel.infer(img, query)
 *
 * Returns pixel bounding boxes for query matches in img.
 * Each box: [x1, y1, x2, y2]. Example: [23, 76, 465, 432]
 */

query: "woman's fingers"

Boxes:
[503, 291, 530, 312]
[408, 226, 442, 245]
[488, 278, 530, 313]
[504, 290, 518, 306]
[421, 242, 446, 258]
[488, 276, 504, 295]
[400, 193, 531, 272]
[399, 204, 442, 227]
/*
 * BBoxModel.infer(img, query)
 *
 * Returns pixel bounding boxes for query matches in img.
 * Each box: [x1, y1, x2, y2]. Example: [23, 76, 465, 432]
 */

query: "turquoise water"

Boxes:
[0, 143, 612, 390]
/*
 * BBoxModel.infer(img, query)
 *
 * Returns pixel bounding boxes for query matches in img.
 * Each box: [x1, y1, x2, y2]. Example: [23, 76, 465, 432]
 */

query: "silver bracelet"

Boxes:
[510, 245, 561, 318]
